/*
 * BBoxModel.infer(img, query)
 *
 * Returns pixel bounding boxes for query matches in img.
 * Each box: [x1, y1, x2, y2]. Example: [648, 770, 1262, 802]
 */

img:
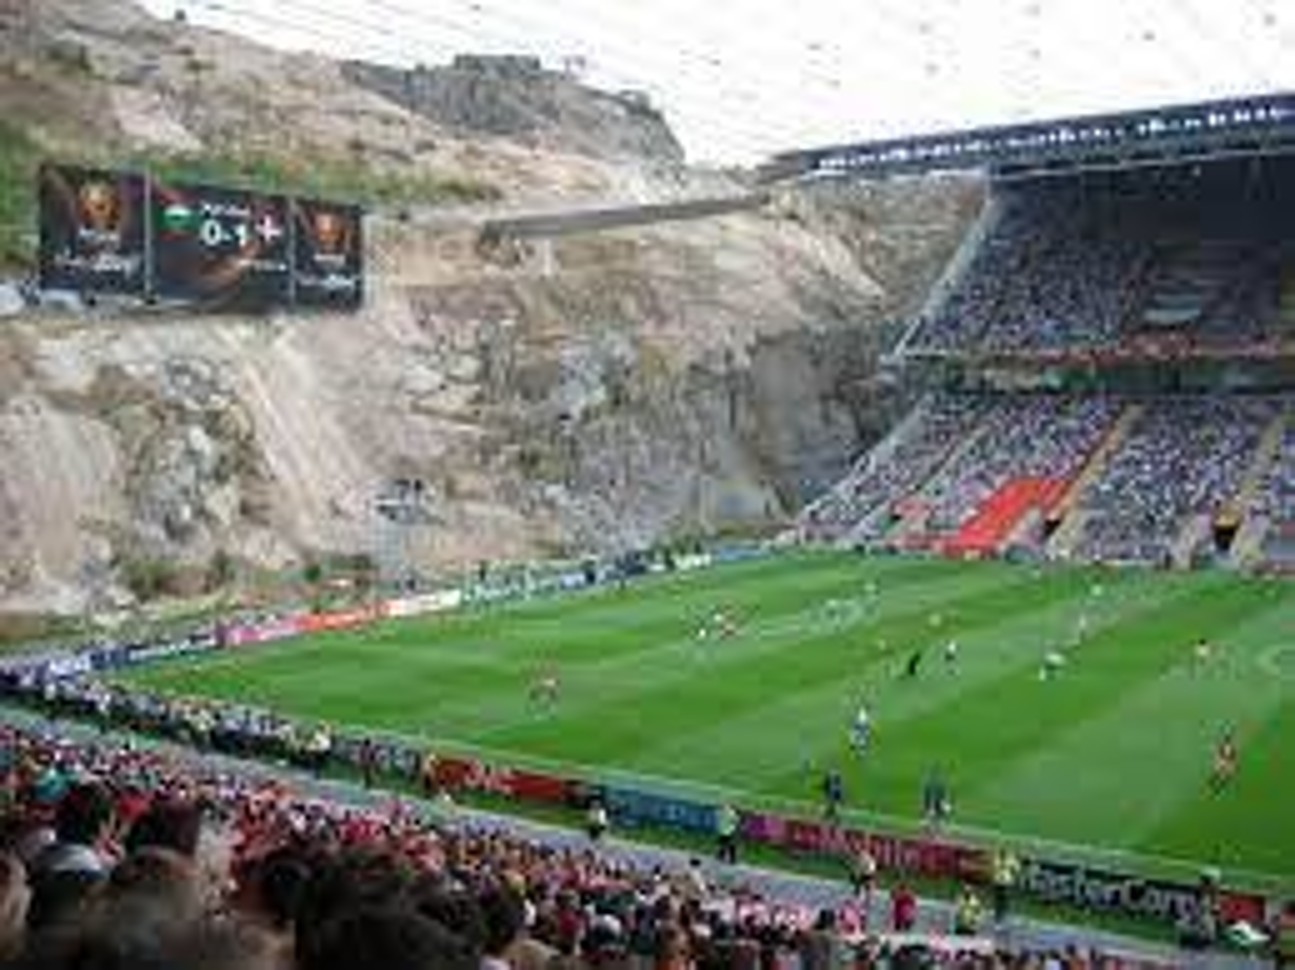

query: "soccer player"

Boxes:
[850, 702, 872, 753]
[904, 647, 924, 679]
[1212, 729, 1238, 790]
[943, 639, 959, 667]
[922, 767, 950, 827]
[1072, 611, 1091, 647]
[822, 768, 844, 822]
[694, 612, 711, 642]
[1194, 637, 1213, 665]
[530, 665, 561, 706]
[718, 606, 740, 639]
[1039, 648, 1066, 681]
[823, 597, 851, 626]
[698, 605, 739, 642]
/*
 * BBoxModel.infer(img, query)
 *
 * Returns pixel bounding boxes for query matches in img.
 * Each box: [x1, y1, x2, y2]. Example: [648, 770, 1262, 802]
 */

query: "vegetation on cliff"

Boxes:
[0, 132, 502, 271]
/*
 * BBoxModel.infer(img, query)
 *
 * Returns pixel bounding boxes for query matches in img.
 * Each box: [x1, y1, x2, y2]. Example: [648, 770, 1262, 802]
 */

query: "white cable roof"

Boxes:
[138, 0, 1295, 164]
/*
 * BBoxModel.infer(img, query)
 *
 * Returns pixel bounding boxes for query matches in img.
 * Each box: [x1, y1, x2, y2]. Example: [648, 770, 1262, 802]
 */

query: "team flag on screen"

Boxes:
[162, 202, 197, 233]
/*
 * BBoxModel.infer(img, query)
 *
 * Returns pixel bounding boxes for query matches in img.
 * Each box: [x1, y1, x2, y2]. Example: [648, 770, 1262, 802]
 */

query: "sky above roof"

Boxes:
[140, 0, 1295, 164]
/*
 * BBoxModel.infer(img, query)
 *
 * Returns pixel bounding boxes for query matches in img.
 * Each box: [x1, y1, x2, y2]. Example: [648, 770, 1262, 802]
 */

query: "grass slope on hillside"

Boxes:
[124, 552, 1295, 885]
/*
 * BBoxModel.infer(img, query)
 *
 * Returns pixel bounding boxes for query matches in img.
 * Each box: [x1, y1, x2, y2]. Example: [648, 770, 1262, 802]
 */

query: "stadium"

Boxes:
[0, 1, 1293, 968]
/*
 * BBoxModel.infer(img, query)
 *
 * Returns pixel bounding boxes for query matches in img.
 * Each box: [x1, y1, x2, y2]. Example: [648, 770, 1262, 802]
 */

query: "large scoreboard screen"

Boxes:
[292, 199, 363, 309]
[38, 165, 146, 295]
[152, 179, 291, 311]
[37, 164, 365, 313]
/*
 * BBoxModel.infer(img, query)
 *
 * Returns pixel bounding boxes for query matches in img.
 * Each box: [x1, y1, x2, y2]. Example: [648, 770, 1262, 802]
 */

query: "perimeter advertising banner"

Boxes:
[38, 165, 146, 294]
[431, 756, 572, 805]
[151, 178, 292, 310]
[1016, 857, 1267, 925]
[603, 786, 717, 834]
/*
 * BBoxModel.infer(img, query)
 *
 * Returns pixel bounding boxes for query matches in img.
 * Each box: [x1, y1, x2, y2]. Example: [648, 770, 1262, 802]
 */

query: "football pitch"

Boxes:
[124, 551, 1295, 887]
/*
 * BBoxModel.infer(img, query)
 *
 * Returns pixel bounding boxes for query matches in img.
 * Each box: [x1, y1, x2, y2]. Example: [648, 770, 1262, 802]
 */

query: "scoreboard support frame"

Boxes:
[141, 169, 156, 304]
[286, 199, 298, 308]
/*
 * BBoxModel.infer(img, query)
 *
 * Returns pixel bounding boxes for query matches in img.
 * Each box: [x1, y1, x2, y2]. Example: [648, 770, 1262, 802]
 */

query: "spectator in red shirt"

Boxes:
[891, 881, 917, 932]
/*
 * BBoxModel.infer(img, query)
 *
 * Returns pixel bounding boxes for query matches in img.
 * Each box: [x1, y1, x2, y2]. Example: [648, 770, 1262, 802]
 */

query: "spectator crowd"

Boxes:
[0, 719, 1188, 970]
[919, 397, 1118, 535]
[1076, 397, 1277, 563]
[800, 391, 1294, 567]
[801, 397, 987, 542]
[908, 160, 1295, 358]
[1253, 420, 1295, 568]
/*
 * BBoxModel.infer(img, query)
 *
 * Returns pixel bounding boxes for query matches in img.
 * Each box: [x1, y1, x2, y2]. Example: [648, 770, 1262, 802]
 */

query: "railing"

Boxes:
[892, 192, 1000, 359]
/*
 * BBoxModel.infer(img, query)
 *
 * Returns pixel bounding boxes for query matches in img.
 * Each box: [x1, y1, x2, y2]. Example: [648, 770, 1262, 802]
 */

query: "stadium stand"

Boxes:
[797, 394, 1295, 565]
[907, 182, 1144, 354]
[1072, 397, 1278, 565]
[916, 396, 1120, 553]
[799, 395, 988, 542]
[0, 720, 1191, 970]
[907, 160, 1295, 357]
[1252, 415, 1295, 569]
[797, 391, 1295, 564]
[800, 150, 1295, 570]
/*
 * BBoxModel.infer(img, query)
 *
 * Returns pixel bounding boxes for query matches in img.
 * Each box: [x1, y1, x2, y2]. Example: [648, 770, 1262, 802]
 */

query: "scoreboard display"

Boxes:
[37, 164, 365, 314]
[152, 179, 291, 310]
[38, 165, 146, 295]
[292, 199, 363, 309]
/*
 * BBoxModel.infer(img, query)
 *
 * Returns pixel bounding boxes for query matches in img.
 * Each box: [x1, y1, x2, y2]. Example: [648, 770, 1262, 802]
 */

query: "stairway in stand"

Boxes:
[1047, 403, 1145, 559]
[1228, 410, 1290, 568]
[885, 415, 996, 549]
[943, 477, 1069, 557]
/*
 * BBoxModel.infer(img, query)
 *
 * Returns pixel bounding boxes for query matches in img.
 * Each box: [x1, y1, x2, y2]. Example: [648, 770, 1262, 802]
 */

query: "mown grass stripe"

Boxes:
[118, 553, 1295, 883]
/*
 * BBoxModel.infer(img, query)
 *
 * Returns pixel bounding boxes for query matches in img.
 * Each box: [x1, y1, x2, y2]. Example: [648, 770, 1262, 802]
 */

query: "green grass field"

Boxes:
[123, 552, 1295, 889]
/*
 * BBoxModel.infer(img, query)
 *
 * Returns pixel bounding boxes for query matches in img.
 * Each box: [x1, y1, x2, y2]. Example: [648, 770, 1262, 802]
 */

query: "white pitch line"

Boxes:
[1256, 642, 1295, 679]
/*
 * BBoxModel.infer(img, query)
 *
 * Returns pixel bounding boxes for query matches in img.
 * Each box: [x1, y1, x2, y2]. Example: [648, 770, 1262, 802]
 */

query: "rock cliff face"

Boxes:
[0, 0, 983, 614]
[345, 55, 685, 166]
